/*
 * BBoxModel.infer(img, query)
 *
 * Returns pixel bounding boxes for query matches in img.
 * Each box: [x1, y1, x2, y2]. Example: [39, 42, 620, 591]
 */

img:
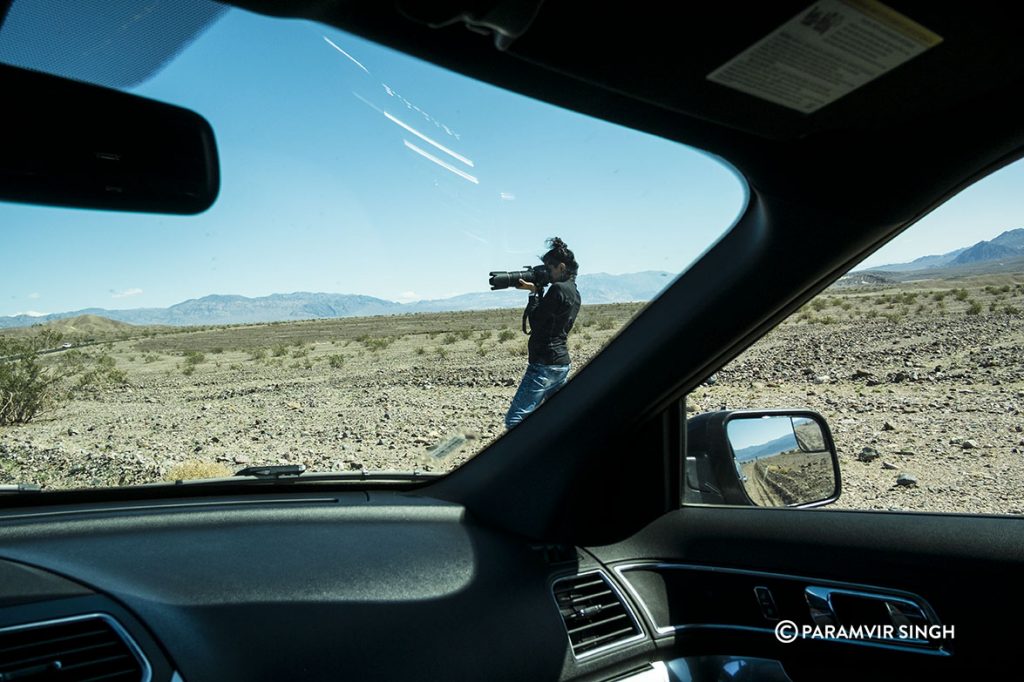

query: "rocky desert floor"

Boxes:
[2, 275, 1023, 516]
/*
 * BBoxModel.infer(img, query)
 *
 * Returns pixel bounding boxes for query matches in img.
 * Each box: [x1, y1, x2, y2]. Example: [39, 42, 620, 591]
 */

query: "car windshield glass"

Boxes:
[0, 0, 746, 490]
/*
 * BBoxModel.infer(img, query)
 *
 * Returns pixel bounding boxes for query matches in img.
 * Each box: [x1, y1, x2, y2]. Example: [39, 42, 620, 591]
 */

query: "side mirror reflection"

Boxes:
[726, 415, 836, 506]
[684, 409, 841, 508]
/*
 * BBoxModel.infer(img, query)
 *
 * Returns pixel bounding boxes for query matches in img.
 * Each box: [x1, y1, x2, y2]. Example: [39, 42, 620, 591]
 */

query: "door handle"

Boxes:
[804, 586, 934, 628]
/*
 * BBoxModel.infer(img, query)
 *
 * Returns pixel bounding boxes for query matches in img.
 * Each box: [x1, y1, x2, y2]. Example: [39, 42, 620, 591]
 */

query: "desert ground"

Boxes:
[2, 274, 1023, 516]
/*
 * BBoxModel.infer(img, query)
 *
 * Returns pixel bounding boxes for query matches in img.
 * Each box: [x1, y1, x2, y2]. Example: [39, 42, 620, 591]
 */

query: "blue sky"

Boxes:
[727, 418, 799, 462]
[1, 4, 1021, 318]
[857, 159, 1024, 269]
[0, 6, 744, 318]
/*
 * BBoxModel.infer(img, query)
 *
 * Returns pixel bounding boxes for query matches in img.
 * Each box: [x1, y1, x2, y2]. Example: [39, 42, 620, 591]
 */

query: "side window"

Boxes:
[686, 160, 1024, 514]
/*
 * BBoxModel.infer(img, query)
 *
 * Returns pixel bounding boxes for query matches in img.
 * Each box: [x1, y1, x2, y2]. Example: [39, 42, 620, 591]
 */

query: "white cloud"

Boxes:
[395, 291, 421, 303]
[111, 288, 143, 299]
[462, 230, 488, 245]
[27, 292, 40, 299]
[13, 311, 46, 317]
[500, 192, 516, 201]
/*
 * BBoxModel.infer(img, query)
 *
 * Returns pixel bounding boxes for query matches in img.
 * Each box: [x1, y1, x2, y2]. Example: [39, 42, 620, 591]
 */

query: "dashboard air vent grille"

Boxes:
[553, 571, 643, 657]
[0, 615, 145, 682]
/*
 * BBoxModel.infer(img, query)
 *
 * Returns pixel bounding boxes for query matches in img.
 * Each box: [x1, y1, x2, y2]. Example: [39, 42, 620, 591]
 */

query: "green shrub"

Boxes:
[272, 344, 288, 357]
[327, 354, 345, 368]
[954, 288, 969, 301]
[497, 329, 516, 343]
[0, 331, 67, 425]
[363, 337, 392, 352]
[442, 333, 458, 345]
[249, 348, 267, 361]
[184, 351, 205, 366]
[75, 353, 128, 390]
[966, 301, 982, 315]
[598, 318, 615, 330]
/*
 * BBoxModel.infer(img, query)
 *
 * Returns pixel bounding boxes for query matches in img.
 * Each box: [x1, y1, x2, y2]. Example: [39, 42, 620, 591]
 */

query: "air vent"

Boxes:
[553, 571, 643, 658]
[0, 615, 147, 682]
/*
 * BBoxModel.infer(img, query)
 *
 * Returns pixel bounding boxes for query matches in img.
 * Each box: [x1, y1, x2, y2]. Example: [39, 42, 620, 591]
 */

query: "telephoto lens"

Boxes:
[488, 268, 530, 290]
[488, 265, 550, 290]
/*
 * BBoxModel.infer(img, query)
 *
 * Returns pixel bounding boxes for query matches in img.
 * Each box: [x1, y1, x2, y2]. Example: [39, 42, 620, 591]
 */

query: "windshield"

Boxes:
[0, 1, 746, 489]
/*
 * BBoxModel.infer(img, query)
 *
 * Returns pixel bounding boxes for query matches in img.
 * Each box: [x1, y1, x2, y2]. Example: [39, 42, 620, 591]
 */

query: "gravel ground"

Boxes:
[2, 287, 1023, 516]
[693, 313, 1024, 514]
[0, 321, 608, 487]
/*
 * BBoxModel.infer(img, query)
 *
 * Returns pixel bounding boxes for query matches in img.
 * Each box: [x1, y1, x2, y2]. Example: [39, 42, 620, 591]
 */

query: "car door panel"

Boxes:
[588, 507, 1024, 679]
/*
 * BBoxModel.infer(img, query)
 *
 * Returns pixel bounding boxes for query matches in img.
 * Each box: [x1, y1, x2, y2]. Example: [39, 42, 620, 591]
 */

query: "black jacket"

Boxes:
[525, 278, 581, 365]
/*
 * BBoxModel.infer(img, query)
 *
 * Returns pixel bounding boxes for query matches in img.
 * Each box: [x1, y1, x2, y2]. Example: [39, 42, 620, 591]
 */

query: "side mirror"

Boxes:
[685, 409, 841, 508]
[0, 63, 219, 214]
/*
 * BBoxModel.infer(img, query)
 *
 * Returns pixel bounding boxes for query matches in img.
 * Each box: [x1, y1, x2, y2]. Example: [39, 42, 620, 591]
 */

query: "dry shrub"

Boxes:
[163, 460, 233, 481]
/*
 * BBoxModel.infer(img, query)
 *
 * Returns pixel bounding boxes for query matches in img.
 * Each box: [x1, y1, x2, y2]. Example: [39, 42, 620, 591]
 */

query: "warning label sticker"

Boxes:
[706, 0, 942, 113]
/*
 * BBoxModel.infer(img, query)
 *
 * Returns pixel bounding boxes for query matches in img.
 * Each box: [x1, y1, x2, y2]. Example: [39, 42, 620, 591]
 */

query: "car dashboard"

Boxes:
[0, 489, 961, 682]
[0, 491, 654, 682]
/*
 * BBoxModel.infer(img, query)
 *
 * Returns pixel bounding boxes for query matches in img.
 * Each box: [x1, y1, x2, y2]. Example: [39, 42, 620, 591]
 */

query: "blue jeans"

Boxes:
[505, 362, 571, 429]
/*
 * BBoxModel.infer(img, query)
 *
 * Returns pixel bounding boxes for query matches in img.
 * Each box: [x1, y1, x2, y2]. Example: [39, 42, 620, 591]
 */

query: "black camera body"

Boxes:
[488, 264, 551, 291]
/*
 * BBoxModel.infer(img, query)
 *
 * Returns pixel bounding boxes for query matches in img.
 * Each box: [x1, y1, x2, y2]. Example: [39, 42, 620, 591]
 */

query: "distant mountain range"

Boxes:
[835, 228, 1024, 286]
[861, 228, 1024, 273]
[0, 271, 675, 329]
[734, 433, 799, 462]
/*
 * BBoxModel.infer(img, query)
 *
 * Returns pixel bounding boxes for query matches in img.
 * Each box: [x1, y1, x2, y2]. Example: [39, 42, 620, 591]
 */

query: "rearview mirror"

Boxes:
[0, 63, 219, 214]
[685, 409, 841, 508]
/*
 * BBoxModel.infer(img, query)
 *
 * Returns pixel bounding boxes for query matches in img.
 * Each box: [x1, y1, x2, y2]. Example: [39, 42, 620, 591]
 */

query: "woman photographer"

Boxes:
[505, 237, 581, 429]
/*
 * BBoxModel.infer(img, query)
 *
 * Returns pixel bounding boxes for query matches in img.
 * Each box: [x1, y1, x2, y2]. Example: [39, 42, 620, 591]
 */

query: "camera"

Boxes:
[488, 264, 551, 290]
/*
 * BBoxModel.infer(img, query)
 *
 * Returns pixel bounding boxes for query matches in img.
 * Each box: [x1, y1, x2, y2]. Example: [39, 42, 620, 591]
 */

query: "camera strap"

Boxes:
[521, 287, 545, 335]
